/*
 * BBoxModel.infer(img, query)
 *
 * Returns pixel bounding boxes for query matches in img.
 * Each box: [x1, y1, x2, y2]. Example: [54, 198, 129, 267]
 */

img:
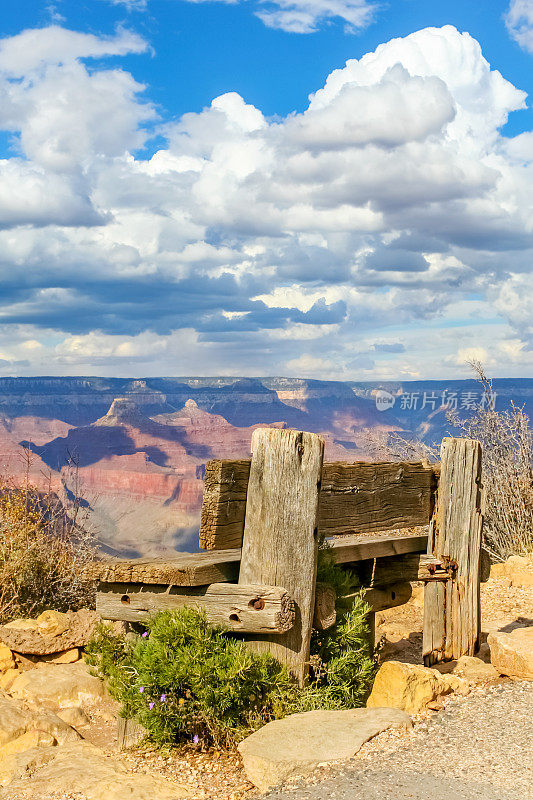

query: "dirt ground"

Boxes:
[80, 573, 531, 800]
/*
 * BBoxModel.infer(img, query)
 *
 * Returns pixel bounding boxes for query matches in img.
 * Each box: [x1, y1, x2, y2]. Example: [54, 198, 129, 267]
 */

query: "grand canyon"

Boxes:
[1, 376, 531, 557]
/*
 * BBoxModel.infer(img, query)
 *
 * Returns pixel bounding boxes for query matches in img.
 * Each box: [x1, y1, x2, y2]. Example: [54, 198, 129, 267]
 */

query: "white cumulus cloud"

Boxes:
[0, 23, 531, 379]
[506, 0, 533, 53]
[108, 0, 378, 34]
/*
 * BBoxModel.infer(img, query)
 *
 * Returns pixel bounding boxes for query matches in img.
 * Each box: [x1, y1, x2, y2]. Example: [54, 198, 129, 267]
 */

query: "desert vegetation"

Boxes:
[86, 550, 376, 749]
[361, 363, 533, 562]
[0, 454, 96, 623]
[447, 362, 533, 561]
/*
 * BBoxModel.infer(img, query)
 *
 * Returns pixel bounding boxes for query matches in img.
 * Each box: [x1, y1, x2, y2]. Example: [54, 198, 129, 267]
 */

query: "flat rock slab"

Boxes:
[237, 707, 411, 791]
[261, 682, 532, 800]
[488, 627, 533, 679]
[3, 741, 190, 799]
[452, 656, 499, 684]
[9, 662, 106, 710]
[0, 610, 99, 655]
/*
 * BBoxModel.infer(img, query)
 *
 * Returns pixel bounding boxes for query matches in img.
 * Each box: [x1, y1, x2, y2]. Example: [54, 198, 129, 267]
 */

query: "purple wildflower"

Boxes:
[142, 631, 148, 638]
[160, 694, 167, 703]
[139, 687, 144, 694]
[149, 702, 155, 710]
[193, 735, 199, 745]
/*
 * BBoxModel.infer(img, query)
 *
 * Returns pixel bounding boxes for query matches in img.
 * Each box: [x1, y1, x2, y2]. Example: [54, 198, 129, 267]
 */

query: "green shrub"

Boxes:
[86, 548, 376, 749]
[304, 543, 376, 709]
[85, 609, 300, 748]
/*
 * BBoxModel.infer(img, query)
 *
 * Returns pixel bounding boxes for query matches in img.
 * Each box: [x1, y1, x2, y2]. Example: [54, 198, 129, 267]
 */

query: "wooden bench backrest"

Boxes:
[200, 458, 438, 550]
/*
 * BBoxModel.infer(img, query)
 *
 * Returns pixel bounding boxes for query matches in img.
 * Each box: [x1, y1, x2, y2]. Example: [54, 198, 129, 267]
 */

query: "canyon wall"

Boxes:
[1, 376, 531, 556]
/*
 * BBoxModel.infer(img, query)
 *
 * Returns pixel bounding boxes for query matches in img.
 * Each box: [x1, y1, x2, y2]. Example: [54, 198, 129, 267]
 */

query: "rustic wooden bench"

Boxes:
[93, 430, 485, 685]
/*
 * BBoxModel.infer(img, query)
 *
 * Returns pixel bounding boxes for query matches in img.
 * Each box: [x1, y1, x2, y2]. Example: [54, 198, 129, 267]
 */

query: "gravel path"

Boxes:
[262, 682, 533, 800]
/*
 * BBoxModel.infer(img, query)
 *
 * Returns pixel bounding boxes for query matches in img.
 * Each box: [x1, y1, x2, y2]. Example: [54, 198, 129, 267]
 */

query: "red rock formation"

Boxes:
[3, 396, 366, 556]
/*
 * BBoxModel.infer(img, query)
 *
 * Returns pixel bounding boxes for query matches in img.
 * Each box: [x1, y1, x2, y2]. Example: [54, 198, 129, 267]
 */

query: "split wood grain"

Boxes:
[87, 533, 429, 586]
[199, 459, 437, 550]
[199, 460, 251, 550]
[423, 437, 483, 665]
[318, 461, 437, 537]
[238, 428, 324, 685]
[313, 583, 336, 630]
[90, 549, 241, 586]
[117, 718, 146, 751]
[97, 582, 295, 634]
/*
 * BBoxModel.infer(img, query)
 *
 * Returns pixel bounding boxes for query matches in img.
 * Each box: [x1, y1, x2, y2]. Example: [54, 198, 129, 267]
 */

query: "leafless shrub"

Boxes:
[447, 361, 533, 561]
[356, 427, 439, 463]
[0, 448, 97, 623]
[359, 365, 533, 561]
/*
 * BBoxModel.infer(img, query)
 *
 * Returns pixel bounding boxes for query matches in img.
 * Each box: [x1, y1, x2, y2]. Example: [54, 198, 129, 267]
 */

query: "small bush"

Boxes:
[447, 362, 533, 560]
[305, 543, 376, 709]
[86, 560, 376, 749]
[86, 609, 300, 748]
[0, 476, 96, 623]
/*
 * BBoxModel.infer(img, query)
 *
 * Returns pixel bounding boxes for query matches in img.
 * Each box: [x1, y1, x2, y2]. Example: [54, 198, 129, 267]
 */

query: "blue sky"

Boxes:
[3, 0, 531, 138]
[0, 0, 532, 379]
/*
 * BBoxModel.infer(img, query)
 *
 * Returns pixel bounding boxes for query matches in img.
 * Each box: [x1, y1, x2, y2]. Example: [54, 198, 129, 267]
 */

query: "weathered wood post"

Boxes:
[238, 428, 324, 686]
[423, 437, 483, 665]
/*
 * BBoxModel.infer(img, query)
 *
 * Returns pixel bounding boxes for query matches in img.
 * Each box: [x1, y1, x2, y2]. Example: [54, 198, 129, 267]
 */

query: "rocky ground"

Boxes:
[262, 681, 533, 800]
[0, 557, 531, 800]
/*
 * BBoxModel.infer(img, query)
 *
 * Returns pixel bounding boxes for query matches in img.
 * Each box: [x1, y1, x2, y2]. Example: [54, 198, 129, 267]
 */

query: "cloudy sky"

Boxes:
[0, 0, 532, 380]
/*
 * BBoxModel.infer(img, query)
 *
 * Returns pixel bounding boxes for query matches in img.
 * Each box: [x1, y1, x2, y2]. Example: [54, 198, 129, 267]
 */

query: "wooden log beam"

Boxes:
[238, 428, 324, 686]
[355, 552, 449, 586]
[96, 582, 296, 634]
[352, 548, 490, 587]
[318, 461, 437, 538]
[330, 533, 428, 564]
[363, 582, 413, 612]
[87, 533, 430, 587]
[423, 437, 483, 665]
[89, 549, 242, 587]
[200, 459, 437, 551]
[313, 583, 336, 630]
[200, 460, 251, 550]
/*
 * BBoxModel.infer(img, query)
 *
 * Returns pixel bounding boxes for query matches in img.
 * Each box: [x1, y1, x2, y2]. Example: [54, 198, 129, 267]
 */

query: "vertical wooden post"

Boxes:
[423, 437, 483, 665]
[117, 717, 146, 750]
[238, 428, 324, 686]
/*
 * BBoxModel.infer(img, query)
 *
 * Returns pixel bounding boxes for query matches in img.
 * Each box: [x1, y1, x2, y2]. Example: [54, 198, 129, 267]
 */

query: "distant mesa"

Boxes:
[94, 397, 145, 427]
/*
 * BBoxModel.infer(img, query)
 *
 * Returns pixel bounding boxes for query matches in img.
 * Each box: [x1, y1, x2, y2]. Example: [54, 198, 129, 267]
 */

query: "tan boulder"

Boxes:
[453, 655, 499, 683]
[238, 707, 411, 791]
[0, 729, 55, 761]
[6, 740, 190, 798]
[56, 706, 90, 728]
[488, 627, 533, 679]
[35, 610, 71, 637]
[0, 694, 79, 751]
[0, 745, 56, 787]
[9, 662, 105, 710]
[0, 644, 14, 674]
[490, 555, 533, 587]
[38, 647, 81, 665]
[0, 669, 19, 692]
[367, 660, 468, 715]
